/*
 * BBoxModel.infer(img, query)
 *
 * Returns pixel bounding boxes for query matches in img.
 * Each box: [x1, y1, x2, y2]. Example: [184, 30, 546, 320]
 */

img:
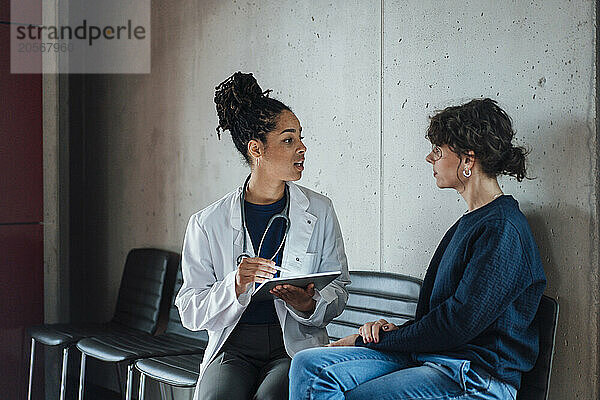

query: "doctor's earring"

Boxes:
[462, 167, 472, 178]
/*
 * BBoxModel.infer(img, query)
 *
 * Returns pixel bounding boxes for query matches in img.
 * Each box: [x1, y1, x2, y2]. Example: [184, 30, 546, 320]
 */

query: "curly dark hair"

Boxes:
[214, 72, 291, 164]
[426, 98, 528, 182]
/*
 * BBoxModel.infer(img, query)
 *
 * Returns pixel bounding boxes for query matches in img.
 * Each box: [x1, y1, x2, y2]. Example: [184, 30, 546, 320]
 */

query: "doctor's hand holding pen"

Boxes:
[234, 256, 317, 313]
[234, 257, 278, 297]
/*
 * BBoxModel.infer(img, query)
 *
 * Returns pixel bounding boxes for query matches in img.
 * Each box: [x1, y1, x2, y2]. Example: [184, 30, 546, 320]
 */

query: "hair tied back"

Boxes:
[212, 71, 291, 164]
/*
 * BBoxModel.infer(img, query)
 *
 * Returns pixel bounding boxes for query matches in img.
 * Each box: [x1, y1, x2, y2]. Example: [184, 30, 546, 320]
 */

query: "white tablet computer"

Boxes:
[251, 271, 341, 302]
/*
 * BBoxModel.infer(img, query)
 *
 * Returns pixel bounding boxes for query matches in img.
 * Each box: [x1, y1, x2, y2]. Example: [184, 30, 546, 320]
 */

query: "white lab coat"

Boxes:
[175, 182, 350, 398]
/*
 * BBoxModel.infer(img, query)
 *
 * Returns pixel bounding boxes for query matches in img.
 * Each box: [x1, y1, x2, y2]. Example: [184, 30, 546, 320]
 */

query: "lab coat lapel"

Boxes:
[230, 186, 255, 267]
[283, 183, 317, 273]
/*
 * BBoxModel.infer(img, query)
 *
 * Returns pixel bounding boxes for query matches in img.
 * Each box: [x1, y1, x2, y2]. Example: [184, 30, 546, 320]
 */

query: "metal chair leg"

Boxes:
[115, 362, 124, 396]
[78, 353, 86, 400]
[27, 338, 36, 400]
[159, 382, 168, 400]
[125, 363, 134, 400]
[59, 346, 69, 400]
[138, 372, 146, 400]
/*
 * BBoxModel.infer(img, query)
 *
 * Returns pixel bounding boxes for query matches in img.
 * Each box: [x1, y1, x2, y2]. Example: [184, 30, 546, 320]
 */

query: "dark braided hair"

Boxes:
[426, 98, 529, 182]
[214, 72, 291, 164]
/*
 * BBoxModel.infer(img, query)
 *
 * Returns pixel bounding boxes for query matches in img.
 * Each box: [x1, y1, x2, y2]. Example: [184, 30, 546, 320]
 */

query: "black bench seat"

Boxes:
[134, 271, 422, 395]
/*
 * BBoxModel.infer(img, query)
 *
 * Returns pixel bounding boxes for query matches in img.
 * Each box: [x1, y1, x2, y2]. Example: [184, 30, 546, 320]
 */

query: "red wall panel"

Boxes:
[0, 0, 43, 223]
[0, 224, 44, 399]
[1, 1, 44, 398]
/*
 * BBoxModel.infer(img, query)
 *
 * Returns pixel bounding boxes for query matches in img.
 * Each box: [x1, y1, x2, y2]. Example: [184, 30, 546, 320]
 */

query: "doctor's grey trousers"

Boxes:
[197, 323, 290, 400]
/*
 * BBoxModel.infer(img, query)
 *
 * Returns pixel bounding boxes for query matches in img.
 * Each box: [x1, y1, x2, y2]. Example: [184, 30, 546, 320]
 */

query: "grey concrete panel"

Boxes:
[80, 1, 382, 319]
[382, 1, 597, 399]
[188, 0, 382, 271]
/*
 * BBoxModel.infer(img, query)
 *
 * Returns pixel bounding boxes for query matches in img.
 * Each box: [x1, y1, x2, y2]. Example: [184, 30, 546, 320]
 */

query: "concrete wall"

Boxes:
[60, 0, 597, 398]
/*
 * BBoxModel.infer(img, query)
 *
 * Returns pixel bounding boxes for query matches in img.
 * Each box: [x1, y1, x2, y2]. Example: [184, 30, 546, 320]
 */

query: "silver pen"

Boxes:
[273, 265, 292, 273]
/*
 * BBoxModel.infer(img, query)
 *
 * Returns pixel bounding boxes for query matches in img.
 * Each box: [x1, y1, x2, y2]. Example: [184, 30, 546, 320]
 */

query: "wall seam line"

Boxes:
[594, 0, 600, 396]
[379, 0, 384, 273]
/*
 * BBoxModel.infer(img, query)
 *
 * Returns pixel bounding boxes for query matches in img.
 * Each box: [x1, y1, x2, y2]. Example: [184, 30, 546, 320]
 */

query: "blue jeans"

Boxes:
[289, 347, 518, 400]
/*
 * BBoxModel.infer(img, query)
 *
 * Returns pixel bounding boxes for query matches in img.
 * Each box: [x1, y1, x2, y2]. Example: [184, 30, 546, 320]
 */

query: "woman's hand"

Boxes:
[271, 283, 316, 313]
[326, 334, 359, 347]
[235, 257, 278, 297]
[358, 319, 399, 343]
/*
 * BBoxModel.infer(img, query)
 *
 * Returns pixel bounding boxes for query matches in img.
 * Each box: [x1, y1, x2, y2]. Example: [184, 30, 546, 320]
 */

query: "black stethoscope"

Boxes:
[236, 175, 291, 266]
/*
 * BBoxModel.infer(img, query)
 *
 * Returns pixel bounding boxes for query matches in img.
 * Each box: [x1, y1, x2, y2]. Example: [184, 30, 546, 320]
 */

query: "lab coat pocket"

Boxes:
[300, 252, 318, 273]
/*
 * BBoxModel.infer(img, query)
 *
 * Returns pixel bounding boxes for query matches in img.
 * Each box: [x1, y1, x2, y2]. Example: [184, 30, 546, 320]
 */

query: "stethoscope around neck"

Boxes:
[236, 175, 291, 266]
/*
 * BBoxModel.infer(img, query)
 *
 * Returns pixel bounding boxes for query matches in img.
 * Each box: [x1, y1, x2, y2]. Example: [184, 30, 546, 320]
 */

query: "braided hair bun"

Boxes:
[214, 72, 291, 164]
[214, 72, 268, 134]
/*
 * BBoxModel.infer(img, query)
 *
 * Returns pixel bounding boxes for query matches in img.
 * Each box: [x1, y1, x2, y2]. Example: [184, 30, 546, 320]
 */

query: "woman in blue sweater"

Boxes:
[288, 98, 547, 400]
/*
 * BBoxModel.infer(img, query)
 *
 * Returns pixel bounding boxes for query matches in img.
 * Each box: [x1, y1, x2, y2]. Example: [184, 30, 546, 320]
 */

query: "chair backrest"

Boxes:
[164, 266, 209, 344]
[328, 271, 422, 341]
[517, 295, 559, 400]
[111, 248, 179, 334]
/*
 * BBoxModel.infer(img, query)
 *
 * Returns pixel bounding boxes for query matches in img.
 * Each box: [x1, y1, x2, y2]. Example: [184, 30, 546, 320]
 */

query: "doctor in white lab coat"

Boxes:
[175, 72, 350, 400]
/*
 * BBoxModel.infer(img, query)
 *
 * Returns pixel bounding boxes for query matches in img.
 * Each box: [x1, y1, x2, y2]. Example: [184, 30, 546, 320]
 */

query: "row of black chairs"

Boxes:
[134, 270, 559, 400]
[28, 248, 559, 400]
[27, 248, 208, 400]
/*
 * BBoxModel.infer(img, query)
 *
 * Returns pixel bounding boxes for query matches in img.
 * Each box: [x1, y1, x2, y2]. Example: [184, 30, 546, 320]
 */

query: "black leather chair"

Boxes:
[517, 295, 559, 400]
[134, 271, 422, 399]
[135, 353, 204, 399]
[333, 278, 560, 400]
[26, 248, 178, 400]
[76, 267, 208, 400]
[327, 271, 422, 341]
